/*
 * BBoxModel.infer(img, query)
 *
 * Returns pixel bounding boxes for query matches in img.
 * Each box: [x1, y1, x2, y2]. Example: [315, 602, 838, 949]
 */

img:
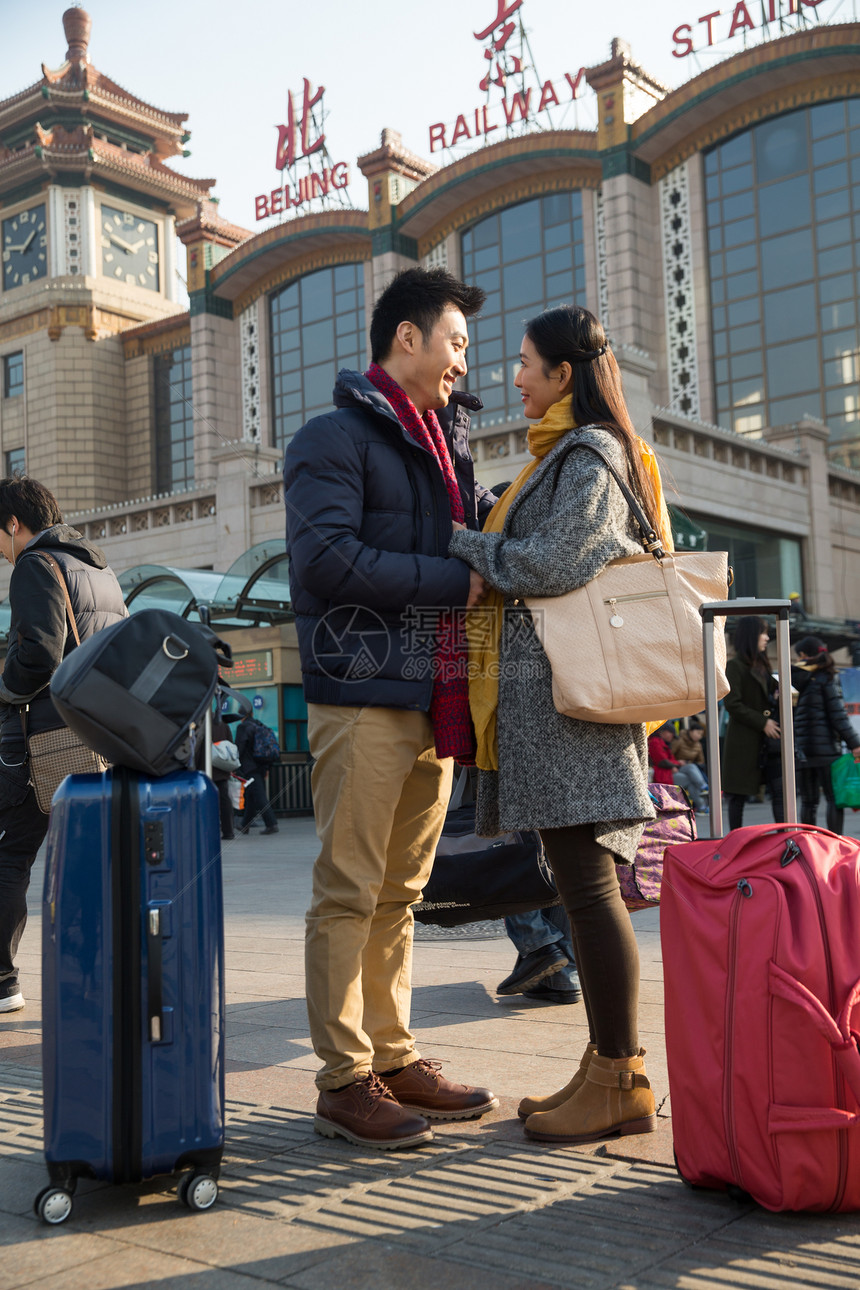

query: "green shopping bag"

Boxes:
[831, 752, 860, 809]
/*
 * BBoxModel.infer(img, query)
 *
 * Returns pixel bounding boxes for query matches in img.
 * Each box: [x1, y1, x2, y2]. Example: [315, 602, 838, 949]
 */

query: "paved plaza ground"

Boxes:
[2, 799, 860, 1288]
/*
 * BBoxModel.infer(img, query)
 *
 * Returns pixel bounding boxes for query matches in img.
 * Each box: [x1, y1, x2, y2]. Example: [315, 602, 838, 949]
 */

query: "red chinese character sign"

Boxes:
[274, 79, 326, 168]
[254, 80, 351, 222]
[428, 0, 591, 155]
[475, 0, 524, 90]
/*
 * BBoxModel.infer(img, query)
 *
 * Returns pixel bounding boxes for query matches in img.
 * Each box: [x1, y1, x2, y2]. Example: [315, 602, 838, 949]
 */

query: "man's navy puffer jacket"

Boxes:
[284, 370, 495, 711]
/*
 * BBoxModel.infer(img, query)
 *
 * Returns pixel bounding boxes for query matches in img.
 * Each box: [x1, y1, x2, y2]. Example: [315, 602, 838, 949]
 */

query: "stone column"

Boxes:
[763, 418, 835, 616]
[189, 311, 241, 490]
[213, 442, 281, 571]
[357, 129, 435, 305]
[586, 40, 668, 394]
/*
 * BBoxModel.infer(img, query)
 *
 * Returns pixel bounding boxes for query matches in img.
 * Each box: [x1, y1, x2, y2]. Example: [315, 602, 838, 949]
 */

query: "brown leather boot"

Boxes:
[524, 1048, 657, 1143]
[378, 1058, 498, 1121]
[517, 1043, 598, 1120]
[314, 1072, 433, 1149]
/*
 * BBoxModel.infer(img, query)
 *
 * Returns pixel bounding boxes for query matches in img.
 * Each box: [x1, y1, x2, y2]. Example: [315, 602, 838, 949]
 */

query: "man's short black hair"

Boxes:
[0, 476, 62, 534]
[369, 267, 485, 364]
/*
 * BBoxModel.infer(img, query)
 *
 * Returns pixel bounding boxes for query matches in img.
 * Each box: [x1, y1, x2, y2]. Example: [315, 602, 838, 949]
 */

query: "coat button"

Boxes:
[425, 509, 431, 516]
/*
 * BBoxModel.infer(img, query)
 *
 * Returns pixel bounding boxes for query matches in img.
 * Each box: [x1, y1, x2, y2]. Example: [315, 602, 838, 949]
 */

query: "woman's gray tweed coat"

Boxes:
[449, 426, 656, 862]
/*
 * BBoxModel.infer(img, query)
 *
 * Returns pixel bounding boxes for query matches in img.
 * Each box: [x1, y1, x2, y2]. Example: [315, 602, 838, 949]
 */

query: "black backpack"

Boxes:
[250, 720, 281, 764]
[51, 608, 232, 776]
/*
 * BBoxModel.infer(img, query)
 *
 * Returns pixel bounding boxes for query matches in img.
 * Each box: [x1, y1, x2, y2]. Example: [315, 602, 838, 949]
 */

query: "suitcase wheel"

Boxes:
[34, 1186, 73, 1225]
[178, 1171, 219, 1212]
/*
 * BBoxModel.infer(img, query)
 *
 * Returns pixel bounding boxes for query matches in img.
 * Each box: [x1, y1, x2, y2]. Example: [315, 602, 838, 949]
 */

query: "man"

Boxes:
[284, 267, 498, 1148]
[0, 476, 126, 1015]
[235, 712, 279, 835]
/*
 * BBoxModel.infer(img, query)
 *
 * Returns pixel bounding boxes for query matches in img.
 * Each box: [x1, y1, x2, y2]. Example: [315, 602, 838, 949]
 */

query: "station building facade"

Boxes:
[2, 11, 860, 743]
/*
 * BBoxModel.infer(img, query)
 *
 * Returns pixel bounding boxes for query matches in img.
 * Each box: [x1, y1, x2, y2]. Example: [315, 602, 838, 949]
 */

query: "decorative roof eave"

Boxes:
[43, 60, 187, 128]
[0, 136, 213, 215]
[0, 72, 188, 158]
[209, 208, 372, 303]
[176, 201, 253, 248]
[630, 24, 860, 177]
[357, 129, 438, 182]
[396, 130, 600, 239]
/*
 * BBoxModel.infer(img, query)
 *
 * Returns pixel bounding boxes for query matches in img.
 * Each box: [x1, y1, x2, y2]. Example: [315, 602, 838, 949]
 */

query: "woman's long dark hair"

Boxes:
[795, 634, 837, 677]
[733, 616, 770, 676]
[524, 305, 660, 536]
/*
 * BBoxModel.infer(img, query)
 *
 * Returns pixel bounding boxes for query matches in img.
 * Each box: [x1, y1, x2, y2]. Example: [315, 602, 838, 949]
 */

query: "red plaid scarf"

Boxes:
[365, 363, 475, 763]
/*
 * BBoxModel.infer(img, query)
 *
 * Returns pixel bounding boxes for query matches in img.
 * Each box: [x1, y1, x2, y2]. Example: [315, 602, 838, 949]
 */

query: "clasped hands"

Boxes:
[451, 520, 488, 608]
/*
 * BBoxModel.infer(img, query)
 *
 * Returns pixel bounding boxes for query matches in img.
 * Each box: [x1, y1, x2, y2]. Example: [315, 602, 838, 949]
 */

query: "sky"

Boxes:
[2, 0, 857, 234]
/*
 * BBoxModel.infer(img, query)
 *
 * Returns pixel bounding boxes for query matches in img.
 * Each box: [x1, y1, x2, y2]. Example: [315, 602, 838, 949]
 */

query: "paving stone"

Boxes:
[727, 1209, 860, 1261]
[0, 1211, 127, 1290]
[279, 1242, 560, 1290]
[76, 1202, 357, 1280]
[615, 1238, 860, 1289]
[17, 1243, 272, 1290]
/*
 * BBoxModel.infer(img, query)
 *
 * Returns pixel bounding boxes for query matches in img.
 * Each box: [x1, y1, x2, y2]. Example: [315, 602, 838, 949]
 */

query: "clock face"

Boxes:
[2, 204, 48, 291]
[101, 205, 159, 291]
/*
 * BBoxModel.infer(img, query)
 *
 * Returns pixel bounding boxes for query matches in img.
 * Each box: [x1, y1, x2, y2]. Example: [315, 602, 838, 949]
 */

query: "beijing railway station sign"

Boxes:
[254, 79, 350, 222]
[251, 0, 845, 219]
[428, 0, 591, 155]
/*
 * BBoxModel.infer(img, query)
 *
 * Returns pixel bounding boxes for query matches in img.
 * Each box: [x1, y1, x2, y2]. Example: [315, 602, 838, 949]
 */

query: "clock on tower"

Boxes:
[2, 204, 48, 290]
[101, 205, 160, 290]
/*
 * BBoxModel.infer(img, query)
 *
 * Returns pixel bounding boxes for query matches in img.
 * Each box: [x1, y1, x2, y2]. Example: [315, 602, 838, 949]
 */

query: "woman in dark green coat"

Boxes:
[722, 616, 783, 829]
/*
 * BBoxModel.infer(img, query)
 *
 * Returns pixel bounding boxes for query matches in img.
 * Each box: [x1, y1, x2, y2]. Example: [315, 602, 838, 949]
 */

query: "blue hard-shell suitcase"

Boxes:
[36, 765, 225, 1223]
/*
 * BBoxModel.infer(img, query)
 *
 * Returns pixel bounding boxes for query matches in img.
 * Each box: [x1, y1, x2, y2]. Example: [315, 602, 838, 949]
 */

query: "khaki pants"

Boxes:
[305, 704, 453, 1091]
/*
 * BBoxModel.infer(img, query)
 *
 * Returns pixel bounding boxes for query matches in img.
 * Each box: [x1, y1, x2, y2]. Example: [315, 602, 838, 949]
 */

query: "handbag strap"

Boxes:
[573, 439, 665, 561]
[17, 553, 80, 752]
[26, 552, 82, 645]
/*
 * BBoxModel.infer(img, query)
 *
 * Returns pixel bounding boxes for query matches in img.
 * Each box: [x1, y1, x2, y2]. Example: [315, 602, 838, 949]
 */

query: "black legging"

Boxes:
[726, 755, 785, 831]
[539, 824, 640, 1059]
[799, 764, 843, 835]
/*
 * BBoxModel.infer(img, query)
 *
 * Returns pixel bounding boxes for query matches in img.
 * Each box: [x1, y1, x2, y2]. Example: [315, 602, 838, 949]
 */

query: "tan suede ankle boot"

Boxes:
[517, 1043, 598, 1120]
[524, 1048, 657, 1143]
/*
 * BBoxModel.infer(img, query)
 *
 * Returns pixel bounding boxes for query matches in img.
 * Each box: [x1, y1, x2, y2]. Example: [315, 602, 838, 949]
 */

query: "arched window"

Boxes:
[461, 192, 586, 427]
[270, 263, 366, 450]
[705, 98, 860, 460]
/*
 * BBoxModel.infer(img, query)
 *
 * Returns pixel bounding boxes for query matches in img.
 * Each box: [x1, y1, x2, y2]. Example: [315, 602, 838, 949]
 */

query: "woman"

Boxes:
[794, 634, 860, 833]
[449, 304, 668, 1144]
[722, 617, 783, 830]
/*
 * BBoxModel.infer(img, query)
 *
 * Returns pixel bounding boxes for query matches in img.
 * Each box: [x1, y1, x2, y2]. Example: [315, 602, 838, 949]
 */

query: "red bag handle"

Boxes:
[768, 961, 860, 1109]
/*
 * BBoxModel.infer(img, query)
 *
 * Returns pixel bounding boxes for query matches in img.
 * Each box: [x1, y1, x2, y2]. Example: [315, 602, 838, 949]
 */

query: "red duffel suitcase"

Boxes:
[662, 599, 860, 1212]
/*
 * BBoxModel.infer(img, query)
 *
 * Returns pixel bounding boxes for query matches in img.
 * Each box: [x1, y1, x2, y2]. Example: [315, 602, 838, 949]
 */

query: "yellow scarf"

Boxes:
[466, 400, 674, 770]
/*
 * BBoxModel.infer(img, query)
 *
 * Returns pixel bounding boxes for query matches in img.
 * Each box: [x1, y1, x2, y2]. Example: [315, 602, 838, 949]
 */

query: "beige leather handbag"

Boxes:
[526, 442, 730, 725]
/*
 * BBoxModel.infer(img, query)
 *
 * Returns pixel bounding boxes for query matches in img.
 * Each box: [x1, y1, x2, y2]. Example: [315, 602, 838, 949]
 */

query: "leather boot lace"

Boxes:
[355, 1072, 398, 1105]
[409, 1058, 443, 1082]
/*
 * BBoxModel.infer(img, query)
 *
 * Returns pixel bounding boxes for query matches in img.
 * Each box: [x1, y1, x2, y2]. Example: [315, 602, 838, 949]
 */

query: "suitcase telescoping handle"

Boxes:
[700, 599, 797, 836]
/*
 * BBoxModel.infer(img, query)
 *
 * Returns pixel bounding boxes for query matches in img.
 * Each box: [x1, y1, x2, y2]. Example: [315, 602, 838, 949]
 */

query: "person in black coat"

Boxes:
[793, 635, 860, 834]
[722, 616, 784, 830]
[235, 714, 279, 835]
[284, 267, 499, 1148]
[0, 476, 126, 1015]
